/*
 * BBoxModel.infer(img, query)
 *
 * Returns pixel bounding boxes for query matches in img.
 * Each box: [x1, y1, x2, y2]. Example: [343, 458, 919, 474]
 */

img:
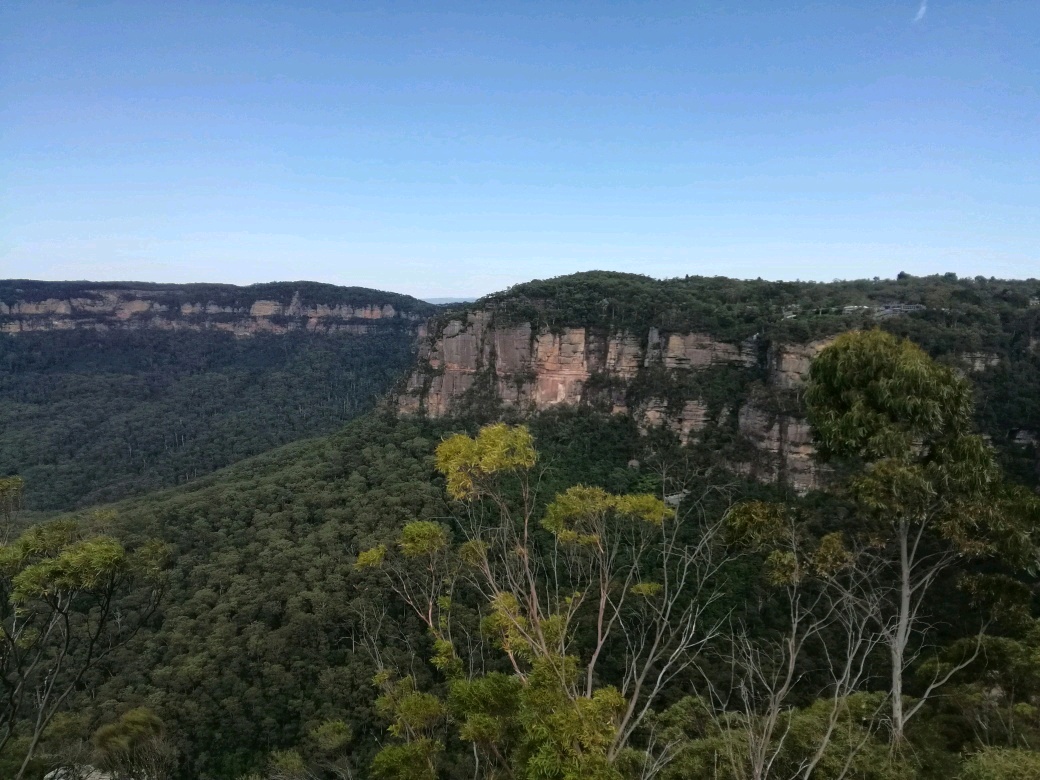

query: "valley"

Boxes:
[2, 271, 1039, 780]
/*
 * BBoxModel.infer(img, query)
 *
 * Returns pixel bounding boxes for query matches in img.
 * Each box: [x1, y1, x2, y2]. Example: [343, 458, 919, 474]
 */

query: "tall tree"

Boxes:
[93, 707, 178, 780]
[359, 423, 731, 780]
[705, 502, 885, 780]
[804, 330, 1039, 744]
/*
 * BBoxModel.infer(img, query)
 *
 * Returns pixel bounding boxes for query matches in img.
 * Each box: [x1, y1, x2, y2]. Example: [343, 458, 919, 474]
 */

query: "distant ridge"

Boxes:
[0, 279, 435, 335]
[0, 279, 432, 509]
[424, 296, 478, 305]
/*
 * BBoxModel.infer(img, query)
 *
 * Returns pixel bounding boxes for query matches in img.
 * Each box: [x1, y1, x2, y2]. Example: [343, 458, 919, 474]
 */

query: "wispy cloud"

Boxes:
[914, 0, 928, 23]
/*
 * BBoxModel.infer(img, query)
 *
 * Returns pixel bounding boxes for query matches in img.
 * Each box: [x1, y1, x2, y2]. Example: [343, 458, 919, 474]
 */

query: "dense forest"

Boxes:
[0, 281, 435, 510]
[426, 271, 1040, 488]
[2, 273, 1040, 780]
[475, 271, 1040, 348]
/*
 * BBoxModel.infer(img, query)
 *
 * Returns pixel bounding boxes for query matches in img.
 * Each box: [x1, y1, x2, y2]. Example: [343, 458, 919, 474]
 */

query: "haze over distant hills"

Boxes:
[423, 296, 478, 305]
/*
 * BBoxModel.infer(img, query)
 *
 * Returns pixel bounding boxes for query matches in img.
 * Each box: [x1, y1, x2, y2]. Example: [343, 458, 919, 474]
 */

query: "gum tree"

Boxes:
[358, 423, 731, 780]
[805, 330, 1039, 744]
[698, 501, 887, 780]
[0, 518, 167, 778]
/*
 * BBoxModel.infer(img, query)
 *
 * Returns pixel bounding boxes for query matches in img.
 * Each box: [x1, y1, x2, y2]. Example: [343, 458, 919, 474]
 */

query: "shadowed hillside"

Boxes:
[0, 281, 435, 509]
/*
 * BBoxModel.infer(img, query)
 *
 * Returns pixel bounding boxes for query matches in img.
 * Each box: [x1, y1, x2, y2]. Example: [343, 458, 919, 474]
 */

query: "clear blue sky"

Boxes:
[2, 1, 1037, 298]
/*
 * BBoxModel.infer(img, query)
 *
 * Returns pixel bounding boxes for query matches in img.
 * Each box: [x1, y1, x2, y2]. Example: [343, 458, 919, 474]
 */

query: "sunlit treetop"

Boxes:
[435, 423, 537, 500]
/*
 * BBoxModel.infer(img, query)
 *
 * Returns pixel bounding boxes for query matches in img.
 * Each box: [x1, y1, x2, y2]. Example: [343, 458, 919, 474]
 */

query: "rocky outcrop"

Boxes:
[639, 399, 710, 442]
[649, 328, 757, 370]
[401, 312, 601, 414]
[737, 404, 820, 493]
[400, 311, 828, 493]
[0, 288, 413, 336]
[770, 339, 835, 389]
[401, 314, 761, 417]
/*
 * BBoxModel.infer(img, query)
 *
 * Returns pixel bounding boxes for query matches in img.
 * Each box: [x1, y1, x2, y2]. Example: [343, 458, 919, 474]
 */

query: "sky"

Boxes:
[1, 1, 1038, 299]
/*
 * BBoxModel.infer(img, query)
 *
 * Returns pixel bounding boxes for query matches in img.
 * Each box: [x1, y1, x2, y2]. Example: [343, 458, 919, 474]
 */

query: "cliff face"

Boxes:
[0, 286, 423, 336]
[400, 312, 829, 492]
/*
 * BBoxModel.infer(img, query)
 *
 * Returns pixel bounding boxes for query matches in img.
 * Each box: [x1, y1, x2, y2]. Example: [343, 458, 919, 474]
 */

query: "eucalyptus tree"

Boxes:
[699, 502, 887, 780]
[93, 707, 178, 780]
[0, 477, 23, 545]
[805, 330, 1040, 745]
[0, 518, 167, 778]
[358, 423, 732, 780]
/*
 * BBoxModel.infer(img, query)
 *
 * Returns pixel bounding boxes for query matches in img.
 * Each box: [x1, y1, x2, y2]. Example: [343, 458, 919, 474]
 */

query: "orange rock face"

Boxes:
[403, 315, 770, 420]
[414, 320, 708, 420]
[769, 338, 835, 389]
[737, 404, 820, 493]
[639, 399, 710, 442]
[401, 311, 834, 494]
[661, 332, 757, 369]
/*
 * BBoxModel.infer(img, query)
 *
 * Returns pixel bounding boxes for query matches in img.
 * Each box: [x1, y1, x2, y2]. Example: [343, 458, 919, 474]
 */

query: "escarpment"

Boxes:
[0, 279, 438, 510]
[400, 310, 830, 493]
[0, 281, 431, 336]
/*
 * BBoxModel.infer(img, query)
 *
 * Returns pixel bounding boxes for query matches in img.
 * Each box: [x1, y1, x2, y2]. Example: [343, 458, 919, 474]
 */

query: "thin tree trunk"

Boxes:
[890, 518, 911, 745]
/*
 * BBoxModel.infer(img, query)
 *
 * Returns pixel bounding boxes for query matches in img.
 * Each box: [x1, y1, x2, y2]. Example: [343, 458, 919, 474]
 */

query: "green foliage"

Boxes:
[805, 329, 1040, 747]
[0, 319, 424, 510]
[269, 749, 309, 777]
[79, 415, 451, 779]
[958, 748, 1040, 780]
[435, 423, 537, 499]
[660, 694, 912, 780]
[369, 740, 441, 780]
[629, 581, 662, 598]
[498, 658, 626, 780]
[723, 500, 789, 550]
[93, 706, 175, 778]
[807, 330, 1038, 559]
[763, 548, 801, 585]
[0, 476, 23, 533]
[811, 531, 852, 576]
[4, 269, 1036, 778]
[308, 719, 352, 753]
[448, 673, 523, 747]
[12, 536, 126, 600]
[435, 272, 1040, 495]
[542, 486, 671, 541]
[398, 521, 450, 558]
[807, 329, 976, 462]
[355, 544, 387, 568]
[375, 676, 446, 739]
[378, 423, 732, 780]
[1, 519, 168, 777]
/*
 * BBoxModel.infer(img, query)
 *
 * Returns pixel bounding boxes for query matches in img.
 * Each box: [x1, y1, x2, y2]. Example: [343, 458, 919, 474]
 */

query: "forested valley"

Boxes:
[0, 281, 433, 510]
[2, 273, 1040, 780]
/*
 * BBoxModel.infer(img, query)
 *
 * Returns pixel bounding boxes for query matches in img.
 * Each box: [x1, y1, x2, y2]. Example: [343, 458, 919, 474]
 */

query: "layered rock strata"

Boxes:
[401, 312, 825, 492]
[0, 289, 413, 336]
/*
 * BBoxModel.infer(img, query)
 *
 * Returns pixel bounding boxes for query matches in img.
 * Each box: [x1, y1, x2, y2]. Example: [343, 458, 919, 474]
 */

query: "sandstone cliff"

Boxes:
[400, 311, 828, 492]
[0, 283, 428, 336]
